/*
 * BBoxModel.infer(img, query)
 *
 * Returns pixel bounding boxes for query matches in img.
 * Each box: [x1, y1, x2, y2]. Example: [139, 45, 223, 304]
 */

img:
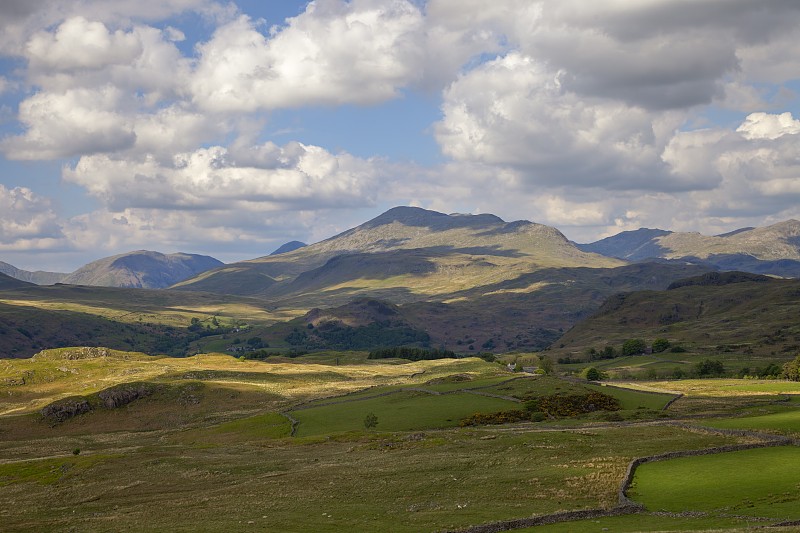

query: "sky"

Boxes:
[1, 0, 800, 272]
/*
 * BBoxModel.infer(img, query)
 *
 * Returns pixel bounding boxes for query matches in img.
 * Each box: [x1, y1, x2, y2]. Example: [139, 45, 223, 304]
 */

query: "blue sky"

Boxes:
[1, 1, 800, 271]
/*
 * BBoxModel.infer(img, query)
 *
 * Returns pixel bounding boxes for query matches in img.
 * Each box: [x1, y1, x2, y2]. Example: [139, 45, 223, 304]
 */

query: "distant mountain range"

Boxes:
[172, 206, 625, 303]
[170, 207, 713, 351]
[0, 261, 66, 285]
[577, 220, 800, 277]
[1, 251, 223, 289]
[4, 207, 800, 355]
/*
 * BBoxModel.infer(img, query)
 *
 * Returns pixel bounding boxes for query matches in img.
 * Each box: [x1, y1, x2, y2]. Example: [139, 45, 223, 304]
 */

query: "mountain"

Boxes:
[172, 207, 716, 352]
[61, 251, 224, 289]
[270, 241, 307, 255]
[576, 228, 672, 259]
[0, 272, 35, 290]
[578, 220, 800, 277]
[173, 206, 626, 305]
[551, 272, 800, 360]
[0, 261, 66, 285]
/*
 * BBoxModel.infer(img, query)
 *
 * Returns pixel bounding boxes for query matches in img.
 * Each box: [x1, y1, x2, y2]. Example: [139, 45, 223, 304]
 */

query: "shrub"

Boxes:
[652, 338, 671, 353]
[459, 410, 530, 427]
[782, 355, 800, 381]
[363, 412, 378, 430]
[696, 359, 725, 377]
[584, 367, 602, 381]
[622, 338, 647, 356]
[526, 392, 620, 417]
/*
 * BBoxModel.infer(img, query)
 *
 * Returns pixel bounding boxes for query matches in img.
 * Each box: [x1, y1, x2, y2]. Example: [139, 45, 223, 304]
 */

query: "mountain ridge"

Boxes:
[0, 261, 66, 285]
[578, 220, 800, 276]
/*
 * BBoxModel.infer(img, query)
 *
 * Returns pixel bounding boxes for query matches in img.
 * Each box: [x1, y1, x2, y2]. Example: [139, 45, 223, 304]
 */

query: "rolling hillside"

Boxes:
[578, 220, 800, 277]
[551, 271, 800, 360]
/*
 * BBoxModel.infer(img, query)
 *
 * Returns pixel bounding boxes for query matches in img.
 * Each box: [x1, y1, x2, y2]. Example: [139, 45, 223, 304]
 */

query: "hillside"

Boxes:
[578, 220, 800, 277]
[0, 261, 66, 285]
[173, 206, 626, 306]
[0, 281, 288, 358]
[0, 272, 34, 290]
[61, 250, 223, 289]
[551, 273, 800, 361]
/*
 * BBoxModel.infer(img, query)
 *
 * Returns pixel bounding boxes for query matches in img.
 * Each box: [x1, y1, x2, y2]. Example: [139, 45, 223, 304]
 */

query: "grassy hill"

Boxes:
[579, 219, 800, 277]
[0, 282, 292, 357]
[550, 272, 800, 373]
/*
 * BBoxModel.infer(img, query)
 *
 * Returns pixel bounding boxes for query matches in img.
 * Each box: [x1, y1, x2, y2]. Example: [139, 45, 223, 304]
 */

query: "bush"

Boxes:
[782, 355, 800, 381]
[696, 359, 725, 377]
[526, 392, 620, 417]
[584, 367, 602, 381]
[622, 339, 647, 356]
[652, 338, 671, 353]
[459, 410, 530, 427]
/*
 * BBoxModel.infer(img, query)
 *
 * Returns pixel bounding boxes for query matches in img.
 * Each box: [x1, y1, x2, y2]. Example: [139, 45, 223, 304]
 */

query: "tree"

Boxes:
[696, 359, 725, 377]
[539, 355, 553, 375]
[246, 336, 264, 349]
[585, 367, 602, 381]
[652, 338, 671, 353]
[363, 412, 378, 430]
[622, 339, 647, 356]
[782, 355, 800, 381]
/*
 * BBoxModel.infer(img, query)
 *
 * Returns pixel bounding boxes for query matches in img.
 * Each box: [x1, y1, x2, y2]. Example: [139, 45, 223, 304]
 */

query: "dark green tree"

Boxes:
[652, 338, 671, 353]
[363, 412, 378, 430]
[585, 367, 601, 381]
[622, 339, 647, 356]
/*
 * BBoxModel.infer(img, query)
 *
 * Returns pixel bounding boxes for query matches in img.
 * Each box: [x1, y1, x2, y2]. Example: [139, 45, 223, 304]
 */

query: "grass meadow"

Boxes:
[1, 348, 799, 531]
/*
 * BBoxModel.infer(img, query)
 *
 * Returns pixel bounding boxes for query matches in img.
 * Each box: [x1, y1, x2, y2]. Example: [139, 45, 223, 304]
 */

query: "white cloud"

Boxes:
[0, 185, 63, 249]
[190, 1, 426, 112]
[1, 86, 136, 160]
[26, 16, 142, 72]
[63, 141, 379, 211]
[435, 52, 696, 191]
[736, 111, 800, 140]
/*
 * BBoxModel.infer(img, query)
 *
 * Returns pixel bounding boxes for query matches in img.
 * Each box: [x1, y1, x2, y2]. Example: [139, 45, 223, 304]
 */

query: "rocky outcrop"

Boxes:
[40, 397, 92, 424]
[97, 382, 155, 409]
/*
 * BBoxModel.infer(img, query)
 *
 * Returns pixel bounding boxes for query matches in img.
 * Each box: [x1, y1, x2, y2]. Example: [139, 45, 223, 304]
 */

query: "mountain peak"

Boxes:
[271, 241, 307, 256]
[361, 206, 505, 231]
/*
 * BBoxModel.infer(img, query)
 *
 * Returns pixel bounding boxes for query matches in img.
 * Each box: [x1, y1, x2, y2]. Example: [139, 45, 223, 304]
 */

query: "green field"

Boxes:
[629, 447, 800, 521]
[291, 390, 517, 436]
[704, 408, 800, 435]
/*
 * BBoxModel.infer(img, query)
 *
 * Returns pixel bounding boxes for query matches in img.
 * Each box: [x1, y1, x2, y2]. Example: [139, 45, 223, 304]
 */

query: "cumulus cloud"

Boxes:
[26, 16, 142, 72]
[190, 1, 426, 112]
[63, 141, 379, 211]
[1, 86, 136, 160]
[435, 52, 699, 191]
[0, 185, 63, 249]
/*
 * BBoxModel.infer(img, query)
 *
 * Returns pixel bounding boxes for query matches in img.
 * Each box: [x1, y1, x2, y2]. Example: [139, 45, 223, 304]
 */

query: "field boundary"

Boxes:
[448, 424, 798, 533]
